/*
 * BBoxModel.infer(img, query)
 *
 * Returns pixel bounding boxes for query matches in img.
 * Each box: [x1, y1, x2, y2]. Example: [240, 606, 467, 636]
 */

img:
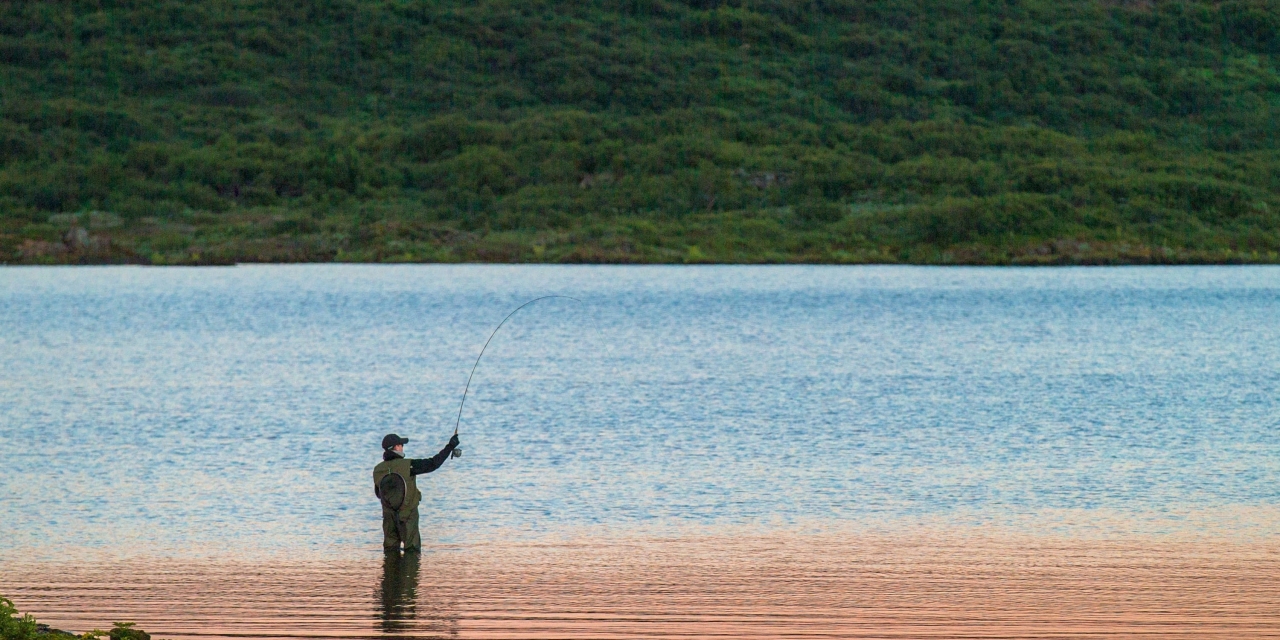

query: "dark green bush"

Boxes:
[904, 194, 1069, 246]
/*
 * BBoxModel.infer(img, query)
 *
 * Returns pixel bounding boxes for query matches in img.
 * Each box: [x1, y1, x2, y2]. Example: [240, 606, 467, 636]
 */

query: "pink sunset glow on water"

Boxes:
[4, 530, 1279, 639]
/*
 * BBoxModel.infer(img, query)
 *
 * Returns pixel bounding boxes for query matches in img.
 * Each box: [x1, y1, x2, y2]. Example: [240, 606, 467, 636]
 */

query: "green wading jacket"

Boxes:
[373, 441, 457, 513]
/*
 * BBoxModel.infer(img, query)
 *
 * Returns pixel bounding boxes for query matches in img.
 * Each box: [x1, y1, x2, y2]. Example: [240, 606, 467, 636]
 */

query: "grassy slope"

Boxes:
[1, 0, 1279, 264]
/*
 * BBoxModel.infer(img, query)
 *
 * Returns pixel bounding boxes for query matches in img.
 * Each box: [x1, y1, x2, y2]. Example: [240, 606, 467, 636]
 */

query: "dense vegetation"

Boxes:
[2, 0, 1279, 264]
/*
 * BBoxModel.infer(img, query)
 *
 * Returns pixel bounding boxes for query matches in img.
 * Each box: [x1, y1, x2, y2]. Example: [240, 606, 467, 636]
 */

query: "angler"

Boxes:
[373, 295, 576, 552]
[373, 432, 459, 553]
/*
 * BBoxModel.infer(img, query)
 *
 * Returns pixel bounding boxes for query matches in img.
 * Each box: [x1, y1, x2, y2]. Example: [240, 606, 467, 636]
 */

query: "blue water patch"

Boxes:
[1, 265, 1277, 557]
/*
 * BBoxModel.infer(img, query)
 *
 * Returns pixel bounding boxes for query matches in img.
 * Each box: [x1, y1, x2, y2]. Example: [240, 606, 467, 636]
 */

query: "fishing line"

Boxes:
[452, 296, 583, 449]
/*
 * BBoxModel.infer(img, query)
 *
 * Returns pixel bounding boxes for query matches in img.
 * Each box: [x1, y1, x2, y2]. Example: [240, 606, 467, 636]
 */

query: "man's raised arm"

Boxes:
[409, 434, 460, 475]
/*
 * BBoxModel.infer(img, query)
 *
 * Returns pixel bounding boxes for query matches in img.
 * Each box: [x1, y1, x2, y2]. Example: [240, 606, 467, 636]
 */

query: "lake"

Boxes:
[2, 265, 1278, 638]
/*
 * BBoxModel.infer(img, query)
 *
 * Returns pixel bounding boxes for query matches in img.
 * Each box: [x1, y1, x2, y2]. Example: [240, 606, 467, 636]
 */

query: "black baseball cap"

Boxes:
[382, 433, 409, 450]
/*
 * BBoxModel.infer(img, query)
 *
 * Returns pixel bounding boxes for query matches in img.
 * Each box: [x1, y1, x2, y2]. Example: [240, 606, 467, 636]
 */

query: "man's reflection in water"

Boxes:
[377, 551, 458, 639]
[379, 550, 420, 636]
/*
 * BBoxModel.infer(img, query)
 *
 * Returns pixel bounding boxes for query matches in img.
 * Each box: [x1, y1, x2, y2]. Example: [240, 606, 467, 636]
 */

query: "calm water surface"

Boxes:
[1, 265, 1278, 638]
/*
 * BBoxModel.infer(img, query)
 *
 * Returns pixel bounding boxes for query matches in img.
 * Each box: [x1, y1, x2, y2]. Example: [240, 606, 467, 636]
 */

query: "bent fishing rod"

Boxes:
[449, 295, 582, 457]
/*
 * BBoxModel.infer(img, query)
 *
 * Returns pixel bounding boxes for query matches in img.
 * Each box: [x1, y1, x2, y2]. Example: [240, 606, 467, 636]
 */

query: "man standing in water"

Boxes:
[374, 433, 460, 552]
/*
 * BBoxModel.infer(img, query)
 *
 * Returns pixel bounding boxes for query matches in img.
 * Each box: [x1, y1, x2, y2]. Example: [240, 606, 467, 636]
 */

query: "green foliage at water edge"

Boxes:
[0, 597, 150, 640]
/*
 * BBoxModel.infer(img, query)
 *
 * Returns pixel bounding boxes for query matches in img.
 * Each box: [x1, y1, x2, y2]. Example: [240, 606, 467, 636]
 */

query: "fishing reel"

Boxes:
[451, 446, 462, 458]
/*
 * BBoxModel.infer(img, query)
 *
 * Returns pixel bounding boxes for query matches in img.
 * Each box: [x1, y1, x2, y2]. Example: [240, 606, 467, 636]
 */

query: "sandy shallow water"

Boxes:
[5, 531, 1279, 639]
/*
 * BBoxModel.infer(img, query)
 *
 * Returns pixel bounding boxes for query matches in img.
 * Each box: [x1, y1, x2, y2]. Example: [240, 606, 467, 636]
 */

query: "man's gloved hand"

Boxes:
[449, 433, 460, 448]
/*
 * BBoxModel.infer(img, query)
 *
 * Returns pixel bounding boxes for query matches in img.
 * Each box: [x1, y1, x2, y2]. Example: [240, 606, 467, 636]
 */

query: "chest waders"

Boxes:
[374, 458, 420, 551]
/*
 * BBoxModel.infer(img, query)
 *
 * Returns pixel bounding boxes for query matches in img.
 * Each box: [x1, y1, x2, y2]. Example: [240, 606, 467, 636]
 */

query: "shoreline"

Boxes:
[6, 214, 1279, 267]
[8, 244, 1280, 267]
[6, 246, 1280, 267]
[1, 598, 150, 640]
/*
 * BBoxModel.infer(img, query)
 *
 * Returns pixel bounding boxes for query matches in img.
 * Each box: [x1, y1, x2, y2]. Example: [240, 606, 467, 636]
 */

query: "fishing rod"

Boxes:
[450, 295, 582, 457]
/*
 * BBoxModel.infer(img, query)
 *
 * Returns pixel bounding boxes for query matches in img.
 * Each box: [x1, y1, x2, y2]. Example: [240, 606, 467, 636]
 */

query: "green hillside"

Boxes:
[2, 0, 1279, 264]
